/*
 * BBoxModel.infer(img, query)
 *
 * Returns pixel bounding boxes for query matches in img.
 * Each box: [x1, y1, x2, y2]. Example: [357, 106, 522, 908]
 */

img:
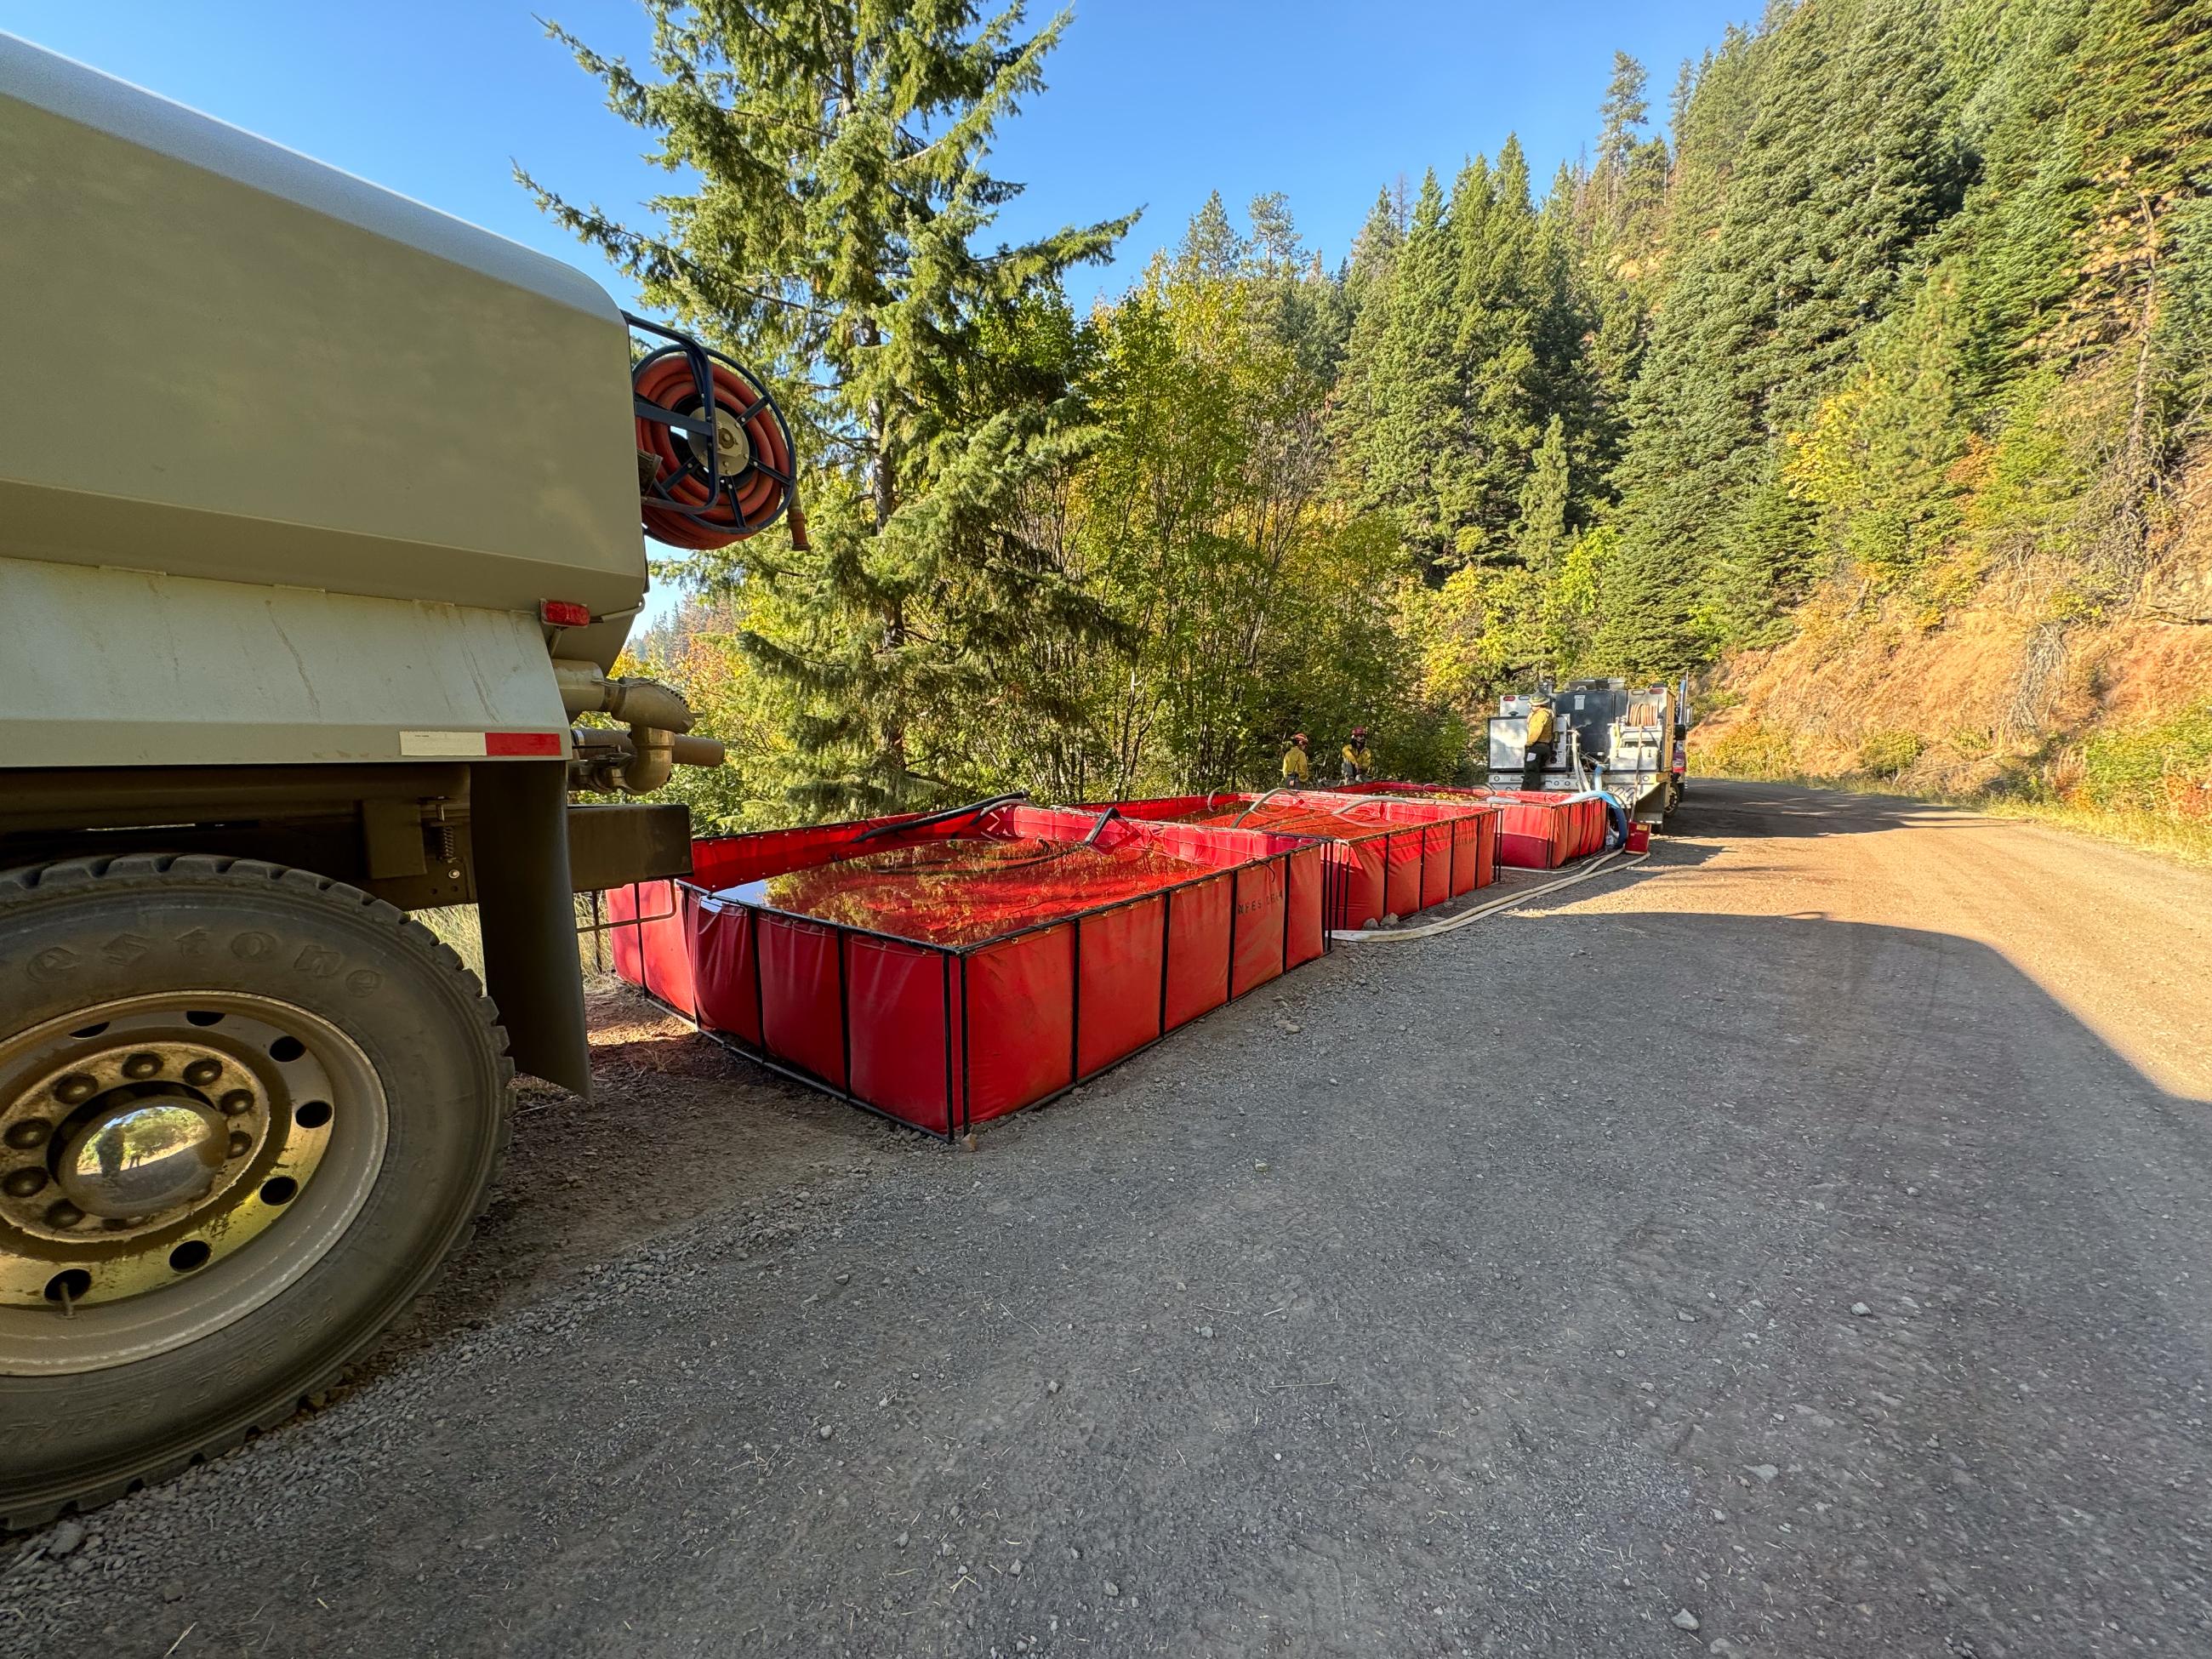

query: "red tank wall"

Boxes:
[610, 804, 1326, 1136]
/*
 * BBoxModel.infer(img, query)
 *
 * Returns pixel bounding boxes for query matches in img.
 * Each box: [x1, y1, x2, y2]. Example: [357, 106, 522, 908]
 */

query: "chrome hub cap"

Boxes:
[0, 994, 388, 1376]
[55, 1096, 229, 1218]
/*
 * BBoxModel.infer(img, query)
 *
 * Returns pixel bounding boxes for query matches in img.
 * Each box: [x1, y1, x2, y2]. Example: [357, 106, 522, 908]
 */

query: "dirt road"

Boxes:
[6, 781, 2209, 1656]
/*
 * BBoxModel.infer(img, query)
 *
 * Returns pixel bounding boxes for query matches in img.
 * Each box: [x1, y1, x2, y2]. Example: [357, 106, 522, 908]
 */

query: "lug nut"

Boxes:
[3, 1120, 50, 1150]
[183, 1058, 223, 1086]
[52, 1074, 99, 1106]
[228, 1130, 253, 1158]
[122, 1052, 163, 1080]
[3, 1167, 48, 1199]
[44, 1199, 83, 1229]
[219, 1090, 254, 1116]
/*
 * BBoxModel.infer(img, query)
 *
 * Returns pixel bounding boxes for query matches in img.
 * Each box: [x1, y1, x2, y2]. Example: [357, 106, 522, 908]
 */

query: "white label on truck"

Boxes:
[400, 730, 488, 756]
[398, 730, 564, 758]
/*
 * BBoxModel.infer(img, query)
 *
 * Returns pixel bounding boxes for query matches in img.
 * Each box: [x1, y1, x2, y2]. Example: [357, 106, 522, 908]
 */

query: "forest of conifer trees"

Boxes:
[543, 0, 2212, 828]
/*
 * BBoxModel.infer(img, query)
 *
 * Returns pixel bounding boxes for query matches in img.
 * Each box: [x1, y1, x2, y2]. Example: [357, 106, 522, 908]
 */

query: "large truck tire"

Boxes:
[0, 854, 510, 1527]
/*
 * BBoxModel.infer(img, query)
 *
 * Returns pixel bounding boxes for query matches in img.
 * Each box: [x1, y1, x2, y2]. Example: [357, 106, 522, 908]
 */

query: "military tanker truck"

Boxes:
[0, 37, 799, 1524]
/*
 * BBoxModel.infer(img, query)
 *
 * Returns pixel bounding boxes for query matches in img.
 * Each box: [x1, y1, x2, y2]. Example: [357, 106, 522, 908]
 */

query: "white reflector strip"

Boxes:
[398, 730, 489, 757]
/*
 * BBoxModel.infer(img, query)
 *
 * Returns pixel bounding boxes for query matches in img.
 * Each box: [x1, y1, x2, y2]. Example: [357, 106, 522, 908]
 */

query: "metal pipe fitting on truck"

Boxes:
[668, 733, 726, 768]
[609, 724, 674, 795]
[555, 659, 721, 795]
[552, 658, 695, 733]
[567, 726, 727, 795]
[567, 725, 670, 794]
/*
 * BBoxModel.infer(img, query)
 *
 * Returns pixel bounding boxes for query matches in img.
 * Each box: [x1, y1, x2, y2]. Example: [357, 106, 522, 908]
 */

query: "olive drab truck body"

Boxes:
[0, 35, 774, 1523]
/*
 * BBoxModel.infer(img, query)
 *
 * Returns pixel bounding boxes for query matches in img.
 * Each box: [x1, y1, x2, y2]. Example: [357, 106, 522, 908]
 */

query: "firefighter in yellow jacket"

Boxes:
[1521, 695, 1557, 790]
[1281, 733, 1311, 786]
[1340, 727, 1372, 784]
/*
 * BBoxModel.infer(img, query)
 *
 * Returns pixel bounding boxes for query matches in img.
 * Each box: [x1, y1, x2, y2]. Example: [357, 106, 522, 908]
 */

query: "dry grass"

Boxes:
[1964, 798, 2212, 867]
[415, 896, 624, 984]
[1693, 531, 2212, 871]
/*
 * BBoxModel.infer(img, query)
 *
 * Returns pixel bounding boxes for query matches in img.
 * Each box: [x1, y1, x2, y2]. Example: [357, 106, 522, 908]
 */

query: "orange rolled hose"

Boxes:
[633, 345, 804, 550]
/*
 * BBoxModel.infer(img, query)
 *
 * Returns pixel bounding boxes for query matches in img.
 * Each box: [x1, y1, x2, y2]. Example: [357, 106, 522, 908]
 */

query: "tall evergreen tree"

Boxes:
[1514, 414, 1573, 574]
[1667, 57, 1698, 136]
[1662, 25, 1764, 257]
[1515, 414, 1578, 671]
[1246, 191, 1302, 272]
[1340, 186, 1404, 318]
[525, 0, 1135, 813]
[1177, 191, 1244, 281]
[1327, 187, 1405, 510]
[1347, 170, 1462, 568]
[1444, 142, 1546, 561]
[1605, 0, 1961, 662]
[1595, 51, 1651, 235]
[1597, 52, 1650, 175]
[1532, 165, 1607, 487]
[1244, 192, 1348, 379]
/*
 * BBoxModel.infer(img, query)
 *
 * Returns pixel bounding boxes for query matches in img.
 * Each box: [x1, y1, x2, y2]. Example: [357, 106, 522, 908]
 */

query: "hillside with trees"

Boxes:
[534, 0, 2212, 839]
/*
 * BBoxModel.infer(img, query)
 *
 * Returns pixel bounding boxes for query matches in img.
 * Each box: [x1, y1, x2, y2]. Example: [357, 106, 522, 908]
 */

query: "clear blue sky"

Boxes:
[5, 0, 1749, 305]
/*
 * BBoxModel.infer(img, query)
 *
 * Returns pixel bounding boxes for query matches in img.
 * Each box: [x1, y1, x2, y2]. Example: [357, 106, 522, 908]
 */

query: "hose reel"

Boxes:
[626, 311, 806, 551]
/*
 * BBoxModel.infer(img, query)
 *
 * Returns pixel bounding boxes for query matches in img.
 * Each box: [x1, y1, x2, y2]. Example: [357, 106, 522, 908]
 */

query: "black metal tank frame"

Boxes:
[656, 837, 1325, 1143]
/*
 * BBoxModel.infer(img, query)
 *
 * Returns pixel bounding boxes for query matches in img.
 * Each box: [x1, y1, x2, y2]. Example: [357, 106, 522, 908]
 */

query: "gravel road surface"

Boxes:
[5, 780, 2209, 1656]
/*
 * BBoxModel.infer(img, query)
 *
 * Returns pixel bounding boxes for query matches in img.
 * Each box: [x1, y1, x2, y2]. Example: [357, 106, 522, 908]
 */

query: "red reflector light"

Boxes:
[485, 732, 564, 757]
[539, 600, 593, 628]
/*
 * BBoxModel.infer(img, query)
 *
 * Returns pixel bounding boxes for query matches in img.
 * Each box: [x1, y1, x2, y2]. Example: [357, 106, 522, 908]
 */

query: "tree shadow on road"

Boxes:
[1674, 778, 1991, 840]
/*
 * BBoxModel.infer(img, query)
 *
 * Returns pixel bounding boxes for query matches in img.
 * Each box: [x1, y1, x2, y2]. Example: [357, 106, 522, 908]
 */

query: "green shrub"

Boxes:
[1702, 721, 1799, 779]
[2077, 703, 2212, 818]
[1856, 729, 1924, 778]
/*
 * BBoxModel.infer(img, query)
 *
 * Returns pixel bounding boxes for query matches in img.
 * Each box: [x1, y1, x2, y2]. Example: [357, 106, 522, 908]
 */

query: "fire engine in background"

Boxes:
[1489, 679, 1693, 824]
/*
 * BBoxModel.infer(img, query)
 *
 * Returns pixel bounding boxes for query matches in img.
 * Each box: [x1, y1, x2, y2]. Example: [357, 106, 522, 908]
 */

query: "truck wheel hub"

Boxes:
[0, 998, 364, 1328]
[55, 1097, 229, 1219]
